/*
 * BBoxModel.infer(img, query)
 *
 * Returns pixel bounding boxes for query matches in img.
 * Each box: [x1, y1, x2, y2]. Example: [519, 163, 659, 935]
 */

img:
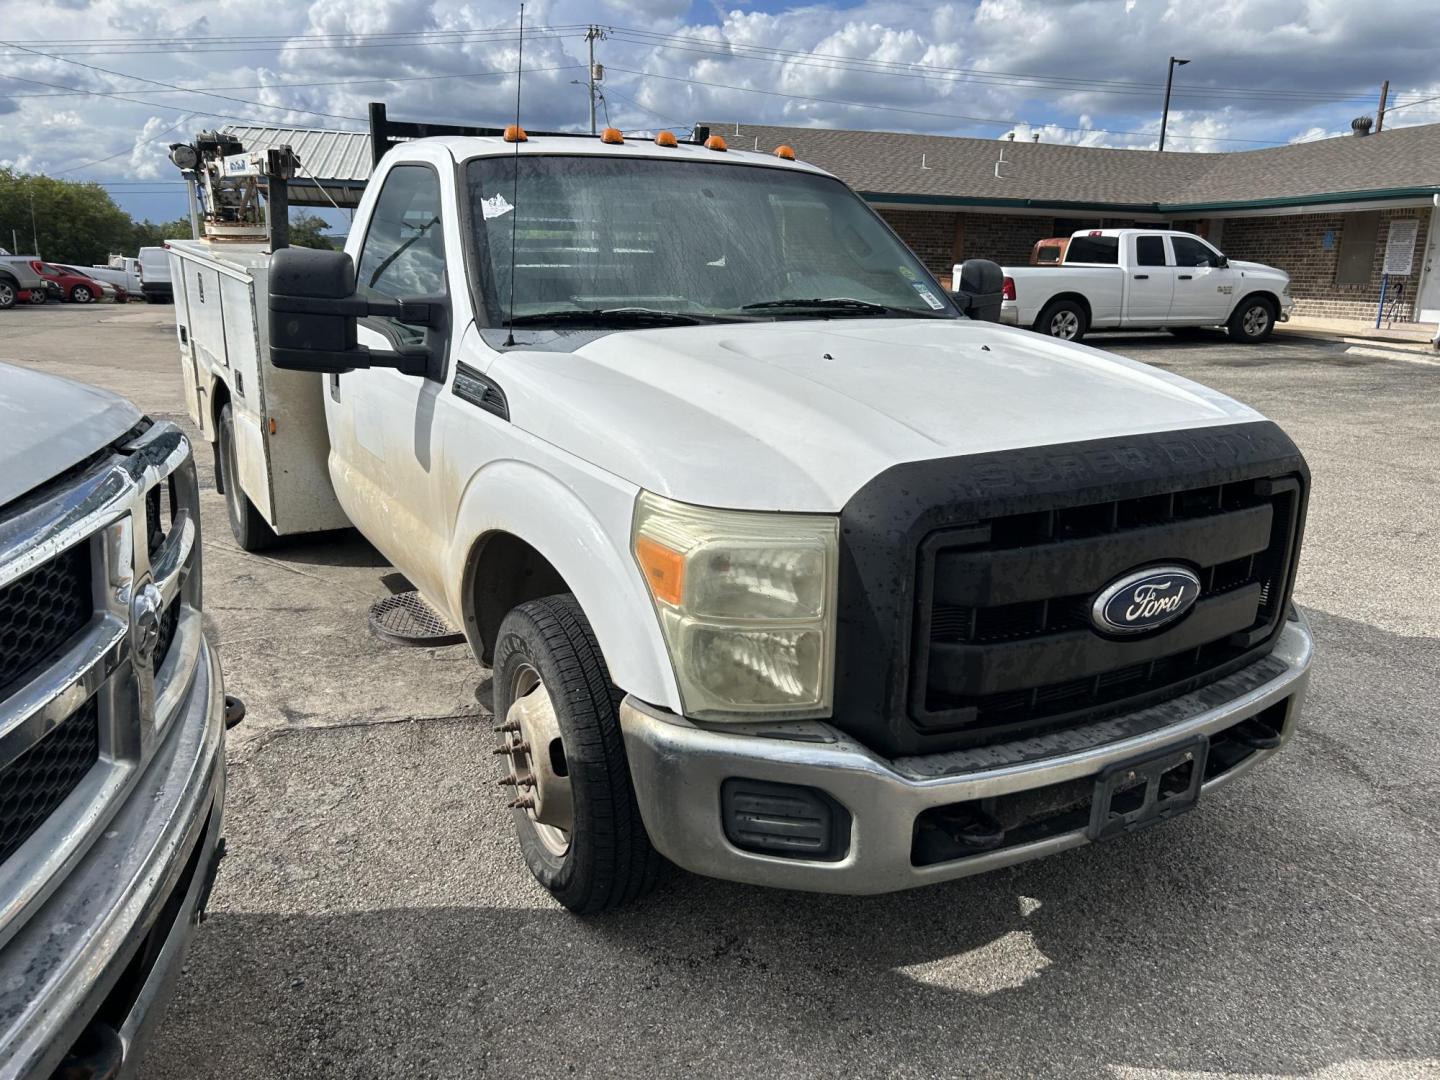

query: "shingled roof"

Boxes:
[701, 121, 1440, 213]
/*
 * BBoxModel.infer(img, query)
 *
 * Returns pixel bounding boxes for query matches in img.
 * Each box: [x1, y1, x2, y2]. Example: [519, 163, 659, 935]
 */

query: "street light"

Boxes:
[1158, 56, 1190, 152]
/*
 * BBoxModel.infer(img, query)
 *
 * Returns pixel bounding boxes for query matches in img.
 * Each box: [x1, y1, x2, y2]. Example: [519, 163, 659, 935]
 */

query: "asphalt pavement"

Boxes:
[4, 306, 1437, 1079]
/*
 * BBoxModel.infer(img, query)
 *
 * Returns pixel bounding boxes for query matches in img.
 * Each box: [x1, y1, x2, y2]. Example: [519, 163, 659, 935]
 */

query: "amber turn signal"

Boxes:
[503, 124, 528, 143]
[655, 130, 679, 147]
[635, 536, 686, 606]
[704, 135, 728, 152]
[774, 144, 796, 160]
[601, 127, 625, 144]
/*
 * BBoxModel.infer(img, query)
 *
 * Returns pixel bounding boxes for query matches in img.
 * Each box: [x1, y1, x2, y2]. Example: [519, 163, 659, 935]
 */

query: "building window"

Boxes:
[1335, 212, 1380, 286]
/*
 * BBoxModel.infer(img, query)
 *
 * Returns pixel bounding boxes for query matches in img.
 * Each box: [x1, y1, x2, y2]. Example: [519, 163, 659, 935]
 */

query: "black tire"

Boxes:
[492, 595, 663, 914]
[218, 404, 275, 552]
[1228, 296, 1276, 344]
[70, 284, 94, 304]
[1036, 298, 1088, 343]
[0, 281, 14, 309]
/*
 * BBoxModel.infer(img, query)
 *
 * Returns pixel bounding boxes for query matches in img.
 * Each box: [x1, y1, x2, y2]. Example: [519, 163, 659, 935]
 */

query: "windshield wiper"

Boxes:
[741, 297, 941, 318]
[506, 307, 713, 328]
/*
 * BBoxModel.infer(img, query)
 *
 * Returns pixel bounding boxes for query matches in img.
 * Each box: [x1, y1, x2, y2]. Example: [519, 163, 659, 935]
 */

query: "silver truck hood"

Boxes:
[499, 318, 1264, 512]
[0, 363, 140, 510]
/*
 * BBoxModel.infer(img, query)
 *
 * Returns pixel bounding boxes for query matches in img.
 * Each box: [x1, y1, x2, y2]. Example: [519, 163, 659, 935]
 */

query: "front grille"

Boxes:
[832, 421, 1309, 757]
[0, 696, 101, 866]
[912, 476, 1302, 743]
[0, 543, 93, 698]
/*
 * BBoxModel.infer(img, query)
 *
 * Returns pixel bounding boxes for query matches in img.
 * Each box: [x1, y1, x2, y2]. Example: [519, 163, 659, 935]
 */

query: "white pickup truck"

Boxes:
[985, 228, 1294, 344]
[169, 125, 1313, 913]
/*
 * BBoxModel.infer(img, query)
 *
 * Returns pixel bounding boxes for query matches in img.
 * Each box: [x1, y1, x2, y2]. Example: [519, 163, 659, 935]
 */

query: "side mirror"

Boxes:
[267, 247, 444, 377]
[949, 259, 1004, 323]
[1215, 255, 1229, 268]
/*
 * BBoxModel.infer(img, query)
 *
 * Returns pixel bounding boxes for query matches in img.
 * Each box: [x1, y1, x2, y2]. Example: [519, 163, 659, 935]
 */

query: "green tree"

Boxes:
[0, 168, 137, 264]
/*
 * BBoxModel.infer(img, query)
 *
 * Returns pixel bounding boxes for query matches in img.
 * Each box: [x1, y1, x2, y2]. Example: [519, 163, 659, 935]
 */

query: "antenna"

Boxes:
[504, 2, 525, 347]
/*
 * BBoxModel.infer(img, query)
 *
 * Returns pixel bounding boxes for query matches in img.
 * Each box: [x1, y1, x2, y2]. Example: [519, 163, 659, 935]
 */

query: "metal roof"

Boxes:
[221, 125, 372, 205]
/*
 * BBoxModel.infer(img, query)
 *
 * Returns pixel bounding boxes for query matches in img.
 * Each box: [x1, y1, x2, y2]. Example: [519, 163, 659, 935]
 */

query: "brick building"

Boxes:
[705, 121, 1440, 327]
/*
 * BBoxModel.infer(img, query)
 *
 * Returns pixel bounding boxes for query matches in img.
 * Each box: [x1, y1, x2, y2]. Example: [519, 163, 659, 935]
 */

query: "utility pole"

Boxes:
[1376, 79, 1390, 132]
[29, 191, 39, 256]
[584, 26, 605, 135]
[1158, 55, 1190, 151]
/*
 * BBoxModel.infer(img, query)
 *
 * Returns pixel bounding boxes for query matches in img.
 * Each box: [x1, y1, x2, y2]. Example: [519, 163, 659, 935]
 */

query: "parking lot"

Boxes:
[5, 303, 1438, 1079]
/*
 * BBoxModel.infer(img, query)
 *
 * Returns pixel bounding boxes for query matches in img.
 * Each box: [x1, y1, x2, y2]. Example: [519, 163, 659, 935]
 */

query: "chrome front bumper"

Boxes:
[622, 614, 1313, 895]
[0, 637, 226, 1080]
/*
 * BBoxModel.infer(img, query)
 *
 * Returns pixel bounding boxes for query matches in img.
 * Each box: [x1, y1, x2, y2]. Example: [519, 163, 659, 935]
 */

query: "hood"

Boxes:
[0, 363, 141, 510]
[1229, 259, 1285, 278]
[496, 319, 1264, 513]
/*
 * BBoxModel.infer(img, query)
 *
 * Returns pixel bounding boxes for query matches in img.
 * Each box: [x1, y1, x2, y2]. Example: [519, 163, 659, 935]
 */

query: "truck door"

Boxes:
[1167, 234, 1235, 323]
[1124, 233, 1174, 324]
[339, 163, 453, 600]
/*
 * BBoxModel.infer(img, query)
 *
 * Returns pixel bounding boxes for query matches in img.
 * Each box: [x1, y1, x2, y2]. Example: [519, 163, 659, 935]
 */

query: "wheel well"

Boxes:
[1232, 291, 1279, 320]
[464, 532, 570, 664]
[210, 381, 231, 493]
[1039, 293, 1092, 321]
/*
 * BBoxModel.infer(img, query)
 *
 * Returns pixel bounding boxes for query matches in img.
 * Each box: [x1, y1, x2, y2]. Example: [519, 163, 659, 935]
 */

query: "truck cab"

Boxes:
[175, 122, 1313, 914]
[992, 228, 1294, 344]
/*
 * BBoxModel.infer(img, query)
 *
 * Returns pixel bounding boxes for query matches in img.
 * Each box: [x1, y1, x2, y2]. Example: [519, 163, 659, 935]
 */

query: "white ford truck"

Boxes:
[987, 228, 1294, 344]
[169, 123, 1312, 914]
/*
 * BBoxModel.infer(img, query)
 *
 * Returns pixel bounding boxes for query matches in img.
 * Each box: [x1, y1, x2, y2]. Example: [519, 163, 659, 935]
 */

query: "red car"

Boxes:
[29, 261, 105, 303]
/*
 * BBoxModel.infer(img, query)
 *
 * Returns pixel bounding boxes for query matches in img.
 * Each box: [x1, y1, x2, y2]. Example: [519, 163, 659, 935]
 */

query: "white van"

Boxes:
[138, 246, 173, 303]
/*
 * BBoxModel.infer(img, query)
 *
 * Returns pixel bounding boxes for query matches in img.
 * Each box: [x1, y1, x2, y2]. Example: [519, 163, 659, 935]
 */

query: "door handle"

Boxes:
[1134, 274, 1149, 280]
[1178, 274, 1194, 280]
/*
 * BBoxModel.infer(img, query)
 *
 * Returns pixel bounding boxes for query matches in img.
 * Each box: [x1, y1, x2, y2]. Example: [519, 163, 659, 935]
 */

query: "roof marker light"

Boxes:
[704, 134, 728, 152]
[774, 144, 796, 160]
[601, 127, 624, 144]
[503, 124, 528, 143]
[655, 130, 679, 147]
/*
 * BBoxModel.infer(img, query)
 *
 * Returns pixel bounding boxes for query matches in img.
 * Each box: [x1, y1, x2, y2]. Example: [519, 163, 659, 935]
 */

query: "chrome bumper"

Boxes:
[999, 303, 1021, 326]
[0, 637, 226, 1080]
[622, 614, 1312, 895]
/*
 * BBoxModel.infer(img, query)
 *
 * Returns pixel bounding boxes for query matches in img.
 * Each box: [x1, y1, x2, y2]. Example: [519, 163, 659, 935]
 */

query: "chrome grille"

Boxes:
[0, 696, 100, 866]
[0, 544, 92, 699]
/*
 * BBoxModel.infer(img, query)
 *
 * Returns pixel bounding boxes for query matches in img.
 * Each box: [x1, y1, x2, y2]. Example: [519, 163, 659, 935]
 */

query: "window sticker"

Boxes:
[911, 281, 946, 310]
[481, 193, 515, 220]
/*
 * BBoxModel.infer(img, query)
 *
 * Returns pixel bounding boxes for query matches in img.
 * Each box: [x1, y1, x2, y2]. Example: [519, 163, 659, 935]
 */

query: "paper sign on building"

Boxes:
[1382, 219, 1419, 276]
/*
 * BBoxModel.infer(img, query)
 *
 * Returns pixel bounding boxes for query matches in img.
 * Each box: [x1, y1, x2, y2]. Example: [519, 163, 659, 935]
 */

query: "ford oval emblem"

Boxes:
[1091, 565, 1201, 635]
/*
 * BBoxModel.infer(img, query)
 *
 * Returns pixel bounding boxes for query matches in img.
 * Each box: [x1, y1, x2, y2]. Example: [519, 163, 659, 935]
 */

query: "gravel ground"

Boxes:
[5, 307, 1438, 1079]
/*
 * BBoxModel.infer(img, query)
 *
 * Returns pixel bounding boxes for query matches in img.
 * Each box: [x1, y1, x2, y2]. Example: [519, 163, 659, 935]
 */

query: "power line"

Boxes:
[0, 38, 367, 123]
[52, 114, 195, 175]
[2, 63, 585, 100]
[607, 67, 1291, 145]
[602, 27, 1384, 106]
[0, 27, 587, 59]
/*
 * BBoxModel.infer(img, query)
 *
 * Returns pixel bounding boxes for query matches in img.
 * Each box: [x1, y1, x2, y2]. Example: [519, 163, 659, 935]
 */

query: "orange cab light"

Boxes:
[704, 134, 728, 152]
[655, 130, 679, 147]
[503, 124, 528, 143]
[601, 127, 625, 144]
[774, 144, 796, 160]
[635, 537, 686, 606]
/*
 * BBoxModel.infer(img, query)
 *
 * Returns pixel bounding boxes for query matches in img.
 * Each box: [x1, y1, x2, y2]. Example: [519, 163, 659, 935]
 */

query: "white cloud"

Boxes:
[0, 0, 1435, 187]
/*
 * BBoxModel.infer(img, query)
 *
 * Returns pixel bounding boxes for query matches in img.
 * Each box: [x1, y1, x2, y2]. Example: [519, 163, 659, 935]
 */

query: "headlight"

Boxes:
[632, 491, 838, 721]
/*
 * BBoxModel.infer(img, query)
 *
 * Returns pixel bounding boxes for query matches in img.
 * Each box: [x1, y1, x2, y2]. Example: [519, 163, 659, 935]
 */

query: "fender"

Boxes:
[444, 458, 683, 714]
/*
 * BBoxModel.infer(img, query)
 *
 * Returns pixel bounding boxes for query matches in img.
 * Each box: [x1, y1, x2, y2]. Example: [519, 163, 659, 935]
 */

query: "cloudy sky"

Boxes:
[3, 0, 1439, 227]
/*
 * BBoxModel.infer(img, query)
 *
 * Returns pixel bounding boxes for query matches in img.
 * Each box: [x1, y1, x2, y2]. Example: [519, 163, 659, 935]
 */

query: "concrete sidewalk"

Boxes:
[1278, 313, 1438, 349]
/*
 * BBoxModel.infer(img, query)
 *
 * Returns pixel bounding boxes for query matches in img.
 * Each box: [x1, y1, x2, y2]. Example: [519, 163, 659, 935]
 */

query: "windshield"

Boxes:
[464, 155, 956, 326]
